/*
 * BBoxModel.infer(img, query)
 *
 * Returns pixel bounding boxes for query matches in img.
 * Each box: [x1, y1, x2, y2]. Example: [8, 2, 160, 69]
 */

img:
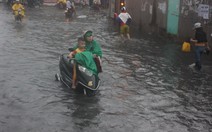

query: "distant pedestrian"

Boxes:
[66, 0, 72, 9]
[117, 7, 132, 40]
[65, 0, 73, 22]
[190, 22, 210, 71]
[71, 0, 76, 17]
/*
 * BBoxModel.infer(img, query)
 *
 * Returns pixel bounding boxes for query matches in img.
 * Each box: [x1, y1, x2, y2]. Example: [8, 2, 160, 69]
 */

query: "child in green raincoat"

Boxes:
[68, 37, 86, 89]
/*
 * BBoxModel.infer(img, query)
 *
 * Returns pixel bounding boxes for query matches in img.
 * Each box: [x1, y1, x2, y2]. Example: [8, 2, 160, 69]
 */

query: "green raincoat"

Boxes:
[72, 34, 102, 74]
[75, 51, 98, 75]
[85, 40, 102, 58]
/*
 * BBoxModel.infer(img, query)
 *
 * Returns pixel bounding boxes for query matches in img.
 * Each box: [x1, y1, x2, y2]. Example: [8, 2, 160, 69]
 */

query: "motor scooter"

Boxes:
[55, 51, 101, 96]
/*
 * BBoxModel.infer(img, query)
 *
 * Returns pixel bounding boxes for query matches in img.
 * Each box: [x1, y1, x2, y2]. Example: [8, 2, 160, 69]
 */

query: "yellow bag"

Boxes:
[182, 42, 191, 52]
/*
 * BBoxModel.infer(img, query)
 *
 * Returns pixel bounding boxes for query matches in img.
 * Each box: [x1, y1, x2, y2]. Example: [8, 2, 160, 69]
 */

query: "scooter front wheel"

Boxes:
[15, 15, 22, 22]
[84, 88, 97, 96]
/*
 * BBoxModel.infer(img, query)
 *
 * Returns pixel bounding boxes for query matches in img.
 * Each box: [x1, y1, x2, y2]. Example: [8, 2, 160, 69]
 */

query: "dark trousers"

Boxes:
[194, 46, 205, 70]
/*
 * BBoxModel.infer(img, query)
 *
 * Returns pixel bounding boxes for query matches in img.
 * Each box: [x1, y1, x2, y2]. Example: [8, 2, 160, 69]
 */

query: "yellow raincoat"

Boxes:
[12, 3, 25, 17]
[57, 0, 66, 4]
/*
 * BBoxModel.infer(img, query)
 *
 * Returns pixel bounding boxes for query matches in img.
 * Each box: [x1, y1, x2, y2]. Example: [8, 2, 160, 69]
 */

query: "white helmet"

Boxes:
[121, 7, 126, 11]
[194, 22, 201, 29]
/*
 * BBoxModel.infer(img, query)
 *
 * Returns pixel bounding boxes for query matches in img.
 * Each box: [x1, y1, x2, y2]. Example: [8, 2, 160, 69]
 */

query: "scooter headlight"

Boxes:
[78, 65, 93, 76]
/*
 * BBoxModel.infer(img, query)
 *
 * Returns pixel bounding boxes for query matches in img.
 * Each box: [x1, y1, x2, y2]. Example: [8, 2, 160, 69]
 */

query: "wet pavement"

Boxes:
[0, 3, 212, 132]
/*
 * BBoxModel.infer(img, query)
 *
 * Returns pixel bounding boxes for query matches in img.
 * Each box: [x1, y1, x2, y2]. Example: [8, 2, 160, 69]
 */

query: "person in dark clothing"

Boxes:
[190, 22, 210, 71]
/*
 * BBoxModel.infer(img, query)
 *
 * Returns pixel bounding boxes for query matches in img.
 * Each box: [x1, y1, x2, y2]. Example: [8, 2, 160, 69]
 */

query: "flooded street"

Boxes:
[0, 4, 212, 132]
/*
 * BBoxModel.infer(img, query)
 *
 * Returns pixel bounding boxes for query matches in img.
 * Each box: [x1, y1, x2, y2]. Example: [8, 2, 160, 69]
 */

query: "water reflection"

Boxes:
[71, 95, 102, 129]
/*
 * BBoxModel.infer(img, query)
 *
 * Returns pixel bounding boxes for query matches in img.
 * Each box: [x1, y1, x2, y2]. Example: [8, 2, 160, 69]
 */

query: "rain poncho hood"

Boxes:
[75, 51, 98, 75]
[84, 31, 92, 38]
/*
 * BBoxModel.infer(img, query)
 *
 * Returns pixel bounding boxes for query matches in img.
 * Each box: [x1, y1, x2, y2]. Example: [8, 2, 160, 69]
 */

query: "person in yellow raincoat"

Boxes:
[12, 0, 25, 19]
[57, 0, 66, 4]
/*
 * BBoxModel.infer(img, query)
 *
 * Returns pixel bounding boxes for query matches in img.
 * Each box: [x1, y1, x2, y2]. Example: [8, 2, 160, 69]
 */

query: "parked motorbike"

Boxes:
[55, 52, 101, 96]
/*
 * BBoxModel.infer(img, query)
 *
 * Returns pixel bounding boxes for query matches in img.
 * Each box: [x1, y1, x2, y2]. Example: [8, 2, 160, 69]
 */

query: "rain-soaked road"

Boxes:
[0, 3, 212, 132]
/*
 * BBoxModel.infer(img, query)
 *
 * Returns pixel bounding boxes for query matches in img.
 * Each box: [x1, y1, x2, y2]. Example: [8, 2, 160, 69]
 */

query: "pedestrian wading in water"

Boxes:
[190, 22, 210, 71]
[116, 7, 132, 41]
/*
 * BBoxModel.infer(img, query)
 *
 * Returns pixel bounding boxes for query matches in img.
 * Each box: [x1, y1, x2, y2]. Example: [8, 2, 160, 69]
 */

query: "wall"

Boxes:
[110, 0, 212, 43]
[109, 0, 116, 18]
[125, 0, 142, 30]
[179, 0, 212, 42]
[156, 0, 168, 34]
[127, 0, 155, 32]
[126, 0, 168, 34]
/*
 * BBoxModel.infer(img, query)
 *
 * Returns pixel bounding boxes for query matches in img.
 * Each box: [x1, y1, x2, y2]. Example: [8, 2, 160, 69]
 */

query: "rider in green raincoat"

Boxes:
[83, 30, 102, 58]
[73, 31, 102, 75]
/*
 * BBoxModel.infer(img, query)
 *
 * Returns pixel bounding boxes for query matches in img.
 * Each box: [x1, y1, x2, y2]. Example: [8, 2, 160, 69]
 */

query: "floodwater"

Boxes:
[0, 4, 212, 132]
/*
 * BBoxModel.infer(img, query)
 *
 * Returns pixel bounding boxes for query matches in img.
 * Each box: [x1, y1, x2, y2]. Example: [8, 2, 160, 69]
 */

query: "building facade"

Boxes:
[110, 0, 212, 43]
